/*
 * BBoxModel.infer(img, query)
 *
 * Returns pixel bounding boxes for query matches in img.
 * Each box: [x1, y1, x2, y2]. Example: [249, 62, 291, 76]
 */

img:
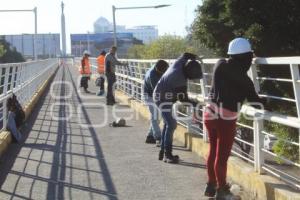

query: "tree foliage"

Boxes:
[192, 0, 300, 57]
[127, 35, 197, 59]
[0, 38, 25, 63]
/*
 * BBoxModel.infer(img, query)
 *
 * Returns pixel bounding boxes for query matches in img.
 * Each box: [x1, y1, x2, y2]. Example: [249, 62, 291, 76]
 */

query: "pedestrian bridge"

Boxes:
[0, 57, 299, 199]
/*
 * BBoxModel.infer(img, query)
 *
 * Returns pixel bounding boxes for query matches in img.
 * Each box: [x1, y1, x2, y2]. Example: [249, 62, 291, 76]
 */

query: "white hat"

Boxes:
[83, 50, 90, 56]
[227, 38, 252, 55]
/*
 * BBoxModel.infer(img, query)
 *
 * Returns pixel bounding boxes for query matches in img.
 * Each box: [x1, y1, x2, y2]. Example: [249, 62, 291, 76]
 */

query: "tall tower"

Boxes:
[61, 1, 67, 56]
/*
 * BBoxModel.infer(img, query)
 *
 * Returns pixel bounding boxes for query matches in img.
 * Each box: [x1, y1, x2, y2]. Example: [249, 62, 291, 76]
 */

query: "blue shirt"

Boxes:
[143, 66, 161, 98]
[153, 56, 189, 103]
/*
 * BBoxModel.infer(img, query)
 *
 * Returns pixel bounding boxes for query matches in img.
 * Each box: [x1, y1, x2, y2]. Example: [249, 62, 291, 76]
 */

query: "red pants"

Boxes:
[204, 111, 236, 188]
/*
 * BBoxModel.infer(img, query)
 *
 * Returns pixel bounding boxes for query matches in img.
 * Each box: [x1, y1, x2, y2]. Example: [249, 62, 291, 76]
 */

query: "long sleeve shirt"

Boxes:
[209, 58, 265, 112]
[143, 66, 162, 98]
[153, 53, 196, 104]
[104, 53, 123, 74]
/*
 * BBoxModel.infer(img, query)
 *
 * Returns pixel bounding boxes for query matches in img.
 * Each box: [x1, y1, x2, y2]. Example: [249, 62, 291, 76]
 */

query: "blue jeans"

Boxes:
[158, 102, 177, 151]
[145, 97, 161, 140]
[7, 111, 22, 142]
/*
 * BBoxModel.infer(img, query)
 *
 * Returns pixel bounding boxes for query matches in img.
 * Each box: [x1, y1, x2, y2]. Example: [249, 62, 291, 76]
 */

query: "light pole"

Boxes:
[0, 7, 38, 60]
[112, 4, 170, 47]
[87, 31, 90, 52]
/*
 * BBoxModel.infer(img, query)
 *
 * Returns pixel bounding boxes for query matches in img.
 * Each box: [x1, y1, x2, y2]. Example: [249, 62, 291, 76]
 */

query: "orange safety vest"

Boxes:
[79, 57, 91, 74]
[97, 55, 105, 74]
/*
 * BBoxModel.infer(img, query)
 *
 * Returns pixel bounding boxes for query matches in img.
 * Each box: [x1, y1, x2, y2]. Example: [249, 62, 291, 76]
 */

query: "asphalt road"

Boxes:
[0, 62, 212, 200]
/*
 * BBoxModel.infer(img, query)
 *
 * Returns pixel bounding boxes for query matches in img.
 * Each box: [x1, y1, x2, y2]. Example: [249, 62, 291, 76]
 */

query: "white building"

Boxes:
[94, 17, 125, 33]
[93, 17, 158, 44]
[3, 33, 60, 59]
[126, 26, 158, 44]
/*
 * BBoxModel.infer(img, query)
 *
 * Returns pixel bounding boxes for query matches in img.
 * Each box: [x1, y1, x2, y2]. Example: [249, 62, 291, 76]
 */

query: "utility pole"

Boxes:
[61, 1, 67, 57]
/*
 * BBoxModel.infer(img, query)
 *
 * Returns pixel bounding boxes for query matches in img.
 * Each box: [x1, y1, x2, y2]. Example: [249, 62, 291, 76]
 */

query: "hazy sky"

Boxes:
[0, 0, 201, 52]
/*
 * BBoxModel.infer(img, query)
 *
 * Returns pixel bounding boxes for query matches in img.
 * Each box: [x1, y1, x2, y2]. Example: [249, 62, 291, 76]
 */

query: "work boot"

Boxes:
[156, 140, 161, 147]
[204, 182, 217, 197]
[99, 90, 105, 95]
[216, 184, 239, 200]
[158, 150, 164, 160]
[96, 91, 104, 96]
[106, 101, 115, 106]
[145, 135, 156, 144]
[164, 150, 179, 164]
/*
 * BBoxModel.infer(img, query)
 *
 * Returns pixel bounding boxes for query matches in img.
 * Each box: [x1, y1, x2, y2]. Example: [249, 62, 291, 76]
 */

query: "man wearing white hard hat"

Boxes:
[203, 38, 266, 199]
[79, 50, 91, 93]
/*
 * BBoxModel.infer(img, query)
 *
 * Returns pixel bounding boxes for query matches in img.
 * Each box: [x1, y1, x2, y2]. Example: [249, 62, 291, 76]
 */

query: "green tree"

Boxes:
[144, 35, 196, 59]
[192, 0, 300, 57]
[126, 44, 147, 59]
[127, 35, 200, 59]
[0, 38, 25, 63]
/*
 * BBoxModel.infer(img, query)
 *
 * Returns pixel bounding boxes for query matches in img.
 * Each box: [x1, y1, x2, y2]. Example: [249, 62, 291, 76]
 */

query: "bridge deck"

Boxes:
[0, 64, 209, 200]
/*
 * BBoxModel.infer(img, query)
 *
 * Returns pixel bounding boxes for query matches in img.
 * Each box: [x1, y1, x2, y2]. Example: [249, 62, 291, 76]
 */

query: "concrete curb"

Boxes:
[115, 90, 300, 200]
[0, 65, 58, 156]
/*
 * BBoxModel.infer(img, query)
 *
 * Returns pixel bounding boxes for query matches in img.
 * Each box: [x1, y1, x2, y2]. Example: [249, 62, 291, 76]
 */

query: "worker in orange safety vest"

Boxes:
[96, 50, 106, 96]
[80, 50, 91, 93]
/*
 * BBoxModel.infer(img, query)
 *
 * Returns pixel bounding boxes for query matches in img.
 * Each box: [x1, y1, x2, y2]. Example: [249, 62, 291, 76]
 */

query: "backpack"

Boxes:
[110, 118, 126, 127]
[7, 94, 25, 128]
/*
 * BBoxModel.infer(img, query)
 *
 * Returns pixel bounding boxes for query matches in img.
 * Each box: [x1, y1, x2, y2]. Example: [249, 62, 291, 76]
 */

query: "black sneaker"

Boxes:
[164, 150, 179, 164]
[216, 184, 237, 200]
[204, 183, 216, 197]
[84, 89, 90, 93]
[158, 150, 164, 160]
[156, 140, 161, 147]
[145, 135, 156, 144]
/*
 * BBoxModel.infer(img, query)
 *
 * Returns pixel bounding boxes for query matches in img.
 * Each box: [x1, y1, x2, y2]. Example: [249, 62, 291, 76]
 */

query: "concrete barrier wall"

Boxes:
[0, 66, 58, 156]
[115, 90, 300, 200]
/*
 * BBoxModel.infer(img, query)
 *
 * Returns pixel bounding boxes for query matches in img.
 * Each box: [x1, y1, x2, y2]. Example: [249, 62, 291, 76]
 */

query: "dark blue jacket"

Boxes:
[154, 54, 195, 103]
[143, 66, 161, 98]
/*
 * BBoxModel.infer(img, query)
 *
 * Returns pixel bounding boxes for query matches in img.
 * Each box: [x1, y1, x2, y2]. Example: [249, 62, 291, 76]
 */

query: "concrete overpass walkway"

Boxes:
[0, 63, 210, 200]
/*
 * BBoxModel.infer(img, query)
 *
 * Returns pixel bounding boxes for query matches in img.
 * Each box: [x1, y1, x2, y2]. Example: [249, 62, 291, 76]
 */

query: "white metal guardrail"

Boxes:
[81, 56, 300, 189]
[0, 58, 58, 130]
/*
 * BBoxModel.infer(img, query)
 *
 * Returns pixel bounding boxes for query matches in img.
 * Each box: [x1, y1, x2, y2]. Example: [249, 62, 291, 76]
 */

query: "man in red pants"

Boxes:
[203, 38, 266, 199]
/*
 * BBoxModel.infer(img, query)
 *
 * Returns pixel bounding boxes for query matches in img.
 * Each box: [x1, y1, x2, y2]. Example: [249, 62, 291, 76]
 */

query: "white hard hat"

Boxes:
[83, 50, 90, 56]
[227, 38, 252, 55]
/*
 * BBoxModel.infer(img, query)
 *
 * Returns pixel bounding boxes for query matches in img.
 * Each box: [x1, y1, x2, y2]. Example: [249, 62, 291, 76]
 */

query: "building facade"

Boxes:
[93, 17, 158, 44]
[126, 26, 158, 44]
[3, 34, 61, 60]
[71, 32, 139, 58]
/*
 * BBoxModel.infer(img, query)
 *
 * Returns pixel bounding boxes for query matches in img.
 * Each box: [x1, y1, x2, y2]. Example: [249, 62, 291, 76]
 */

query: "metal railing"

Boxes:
[82, 56, 300, 189]
[0, 58, 58, 130]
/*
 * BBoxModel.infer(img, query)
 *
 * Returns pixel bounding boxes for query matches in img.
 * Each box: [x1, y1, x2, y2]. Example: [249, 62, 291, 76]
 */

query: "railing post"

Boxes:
[199, 62, 209, 142]
[248, 63, 260, 93]
[202, 106, 208, 142]
[186, 105, 193, 133]
[290, 64, 300, 163]
[253, 115, 264, 174]
[2, 67, 9, 128]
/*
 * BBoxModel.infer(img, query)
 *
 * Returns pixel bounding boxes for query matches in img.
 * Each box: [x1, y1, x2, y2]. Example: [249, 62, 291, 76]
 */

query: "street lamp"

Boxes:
[112, 4, 170, 47]
[0, 7, 38, 60]
[87, 31, 90, 52]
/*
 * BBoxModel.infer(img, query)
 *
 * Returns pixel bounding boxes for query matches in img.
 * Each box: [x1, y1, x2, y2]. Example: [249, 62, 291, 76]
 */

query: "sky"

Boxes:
[0, 0, 201, 53]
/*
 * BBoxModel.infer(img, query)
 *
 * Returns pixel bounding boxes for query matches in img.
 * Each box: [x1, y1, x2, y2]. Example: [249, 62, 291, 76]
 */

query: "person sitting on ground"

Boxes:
[6, 94, 25, 143]
[80, 50, 91, 93]
[143, 60, 169, 146]
[203, 37, 266, 199]
[153, 52, 203, 163]
[96, 50, 106, 96]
